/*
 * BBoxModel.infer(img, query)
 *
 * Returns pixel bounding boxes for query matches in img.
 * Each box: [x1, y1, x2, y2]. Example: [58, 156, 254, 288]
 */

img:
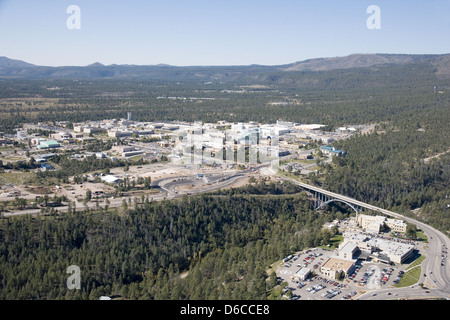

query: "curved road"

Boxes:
[3, 171, 249, 216]
[153, 172, 247, 196]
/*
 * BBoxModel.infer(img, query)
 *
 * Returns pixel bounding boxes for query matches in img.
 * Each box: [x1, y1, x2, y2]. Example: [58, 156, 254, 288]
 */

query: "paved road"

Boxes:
[153, 172, 247, 195]
[3, 169, 251, 217]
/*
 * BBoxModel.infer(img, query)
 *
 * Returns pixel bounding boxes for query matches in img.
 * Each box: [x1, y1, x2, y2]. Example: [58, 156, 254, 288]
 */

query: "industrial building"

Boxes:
[320, 145, 345, 157]
[37, 140, 60, 149]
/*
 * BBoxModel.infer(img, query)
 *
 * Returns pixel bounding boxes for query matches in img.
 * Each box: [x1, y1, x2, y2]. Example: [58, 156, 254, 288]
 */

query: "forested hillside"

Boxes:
[0, 182, 341, 300]
[1, 61, 450, 133]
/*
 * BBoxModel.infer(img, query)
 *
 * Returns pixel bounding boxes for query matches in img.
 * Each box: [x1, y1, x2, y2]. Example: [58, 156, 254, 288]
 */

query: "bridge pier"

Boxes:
[312, 190, 360, 214]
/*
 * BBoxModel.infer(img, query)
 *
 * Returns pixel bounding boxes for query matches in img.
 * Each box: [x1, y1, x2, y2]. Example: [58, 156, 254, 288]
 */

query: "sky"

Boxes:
[0, 0, 449, 67]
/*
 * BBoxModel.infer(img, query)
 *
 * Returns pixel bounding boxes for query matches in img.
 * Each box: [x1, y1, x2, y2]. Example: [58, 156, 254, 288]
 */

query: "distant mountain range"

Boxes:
[0, 56, 36, 68]
[1, 53, 449, 80]
[283, 53, 450, 73]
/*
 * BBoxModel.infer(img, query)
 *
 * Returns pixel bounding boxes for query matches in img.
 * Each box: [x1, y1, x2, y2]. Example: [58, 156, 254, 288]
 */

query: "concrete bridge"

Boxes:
[312, 190, 363, 214]
[281, 177, 408, 221]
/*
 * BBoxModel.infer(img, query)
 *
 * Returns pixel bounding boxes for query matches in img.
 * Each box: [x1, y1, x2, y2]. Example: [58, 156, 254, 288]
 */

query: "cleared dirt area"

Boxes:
[423, 148, 450, 163]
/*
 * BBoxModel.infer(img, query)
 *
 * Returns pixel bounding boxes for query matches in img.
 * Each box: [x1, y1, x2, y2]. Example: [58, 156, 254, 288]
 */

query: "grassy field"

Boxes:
[0, 171, 37, 185]
[320, 234, 343, 250]
[394, 254, 425, 288]
[415, 230, 428, 243]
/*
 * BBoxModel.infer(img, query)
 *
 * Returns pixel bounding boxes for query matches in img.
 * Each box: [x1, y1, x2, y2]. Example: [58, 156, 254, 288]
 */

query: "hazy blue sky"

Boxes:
[0, 0, 449, 66]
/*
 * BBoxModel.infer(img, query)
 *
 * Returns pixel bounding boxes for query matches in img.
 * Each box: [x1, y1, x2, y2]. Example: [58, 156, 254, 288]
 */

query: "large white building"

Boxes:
[341, 231, 415, 264]
[365, 237, 415, 264]
[100, 175, 121, 184]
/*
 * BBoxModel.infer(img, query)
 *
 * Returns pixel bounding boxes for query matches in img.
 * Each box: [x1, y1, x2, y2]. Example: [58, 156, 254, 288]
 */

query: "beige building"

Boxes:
[356, 214, 407, 233]
[50, 132, 72, 140]
[320, 256, 356, 280]
[84, 127, 106, 134]
[108, 130, 132, 138]
[385, 218, 408, 233]
[110, 145, 144, 157]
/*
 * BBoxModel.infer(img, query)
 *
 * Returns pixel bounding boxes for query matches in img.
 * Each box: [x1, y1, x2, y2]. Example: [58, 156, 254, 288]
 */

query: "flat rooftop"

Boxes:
[321, 256, 355, 272]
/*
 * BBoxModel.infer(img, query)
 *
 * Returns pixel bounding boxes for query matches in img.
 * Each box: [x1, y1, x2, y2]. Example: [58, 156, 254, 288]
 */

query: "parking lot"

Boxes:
[276, 247, 408, 300]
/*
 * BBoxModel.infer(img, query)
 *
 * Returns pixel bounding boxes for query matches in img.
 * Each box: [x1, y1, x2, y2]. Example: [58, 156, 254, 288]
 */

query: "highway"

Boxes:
[151, 172, 247, 196]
